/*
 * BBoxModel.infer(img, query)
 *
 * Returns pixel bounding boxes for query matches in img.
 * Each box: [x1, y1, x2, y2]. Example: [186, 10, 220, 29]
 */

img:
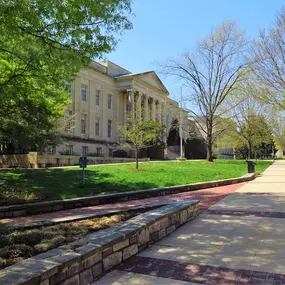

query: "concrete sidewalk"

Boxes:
[95, 161, 285, 284]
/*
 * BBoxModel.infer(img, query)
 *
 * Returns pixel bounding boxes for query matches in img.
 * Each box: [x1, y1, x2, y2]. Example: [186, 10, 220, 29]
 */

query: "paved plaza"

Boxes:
[95, 161, 285, 284]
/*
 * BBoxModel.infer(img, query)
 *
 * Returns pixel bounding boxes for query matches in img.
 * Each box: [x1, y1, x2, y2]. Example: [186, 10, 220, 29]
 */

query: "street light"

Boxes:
[179, 86, 185, 159]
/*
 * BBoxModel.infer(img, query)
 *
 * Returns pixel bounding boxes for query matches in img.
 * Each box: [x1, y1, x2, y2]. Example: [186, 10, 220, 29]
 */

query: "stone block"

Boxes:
[137, 228, 149, 246]
[166, 225, 176, 235]
[103, 252, 122, 271]
[169, 213, 179, 225]
[102, 247, 113, 258]
[187, 208, 194, 218]
[149, 232, 158, 242]
[113, 239, 129, 252]
[148, 221, 160, 234]
[91, 262, 102, 279]
[64, 262, 83, 279]
[82, 252, 102, 269]
[12, 209, 27, 217]
[62, 274, 80, 285]
[79, 268, 93, 285]
[180, 210, 188, 224]
[158, 229, 166, 240]
[4, 211, 13, 218]
[0, 270, 40, 285]
[129, 234, 137, 244]
[49, 271, 66, 285]
[159, 217, 169, 229]
[123, 244, 138, 260]
[74, 243, 100, 257]
[138, 244, 148, 252]
[53, 205, 63, 211]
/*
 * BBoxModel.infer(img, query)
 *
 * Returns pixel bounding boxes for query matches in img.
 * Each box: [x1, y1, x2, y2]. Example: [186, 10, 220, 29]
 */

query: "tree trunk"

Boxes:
[206, 131, 214, 162]
[135, 149, 138, 169]
[248, 142, 252, 160]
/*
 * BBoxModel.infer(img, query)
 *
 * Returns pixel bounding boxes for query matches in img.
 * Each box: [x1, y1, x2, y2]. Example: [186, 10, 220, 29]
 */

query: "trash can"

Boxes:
[246, 160, 255, 173]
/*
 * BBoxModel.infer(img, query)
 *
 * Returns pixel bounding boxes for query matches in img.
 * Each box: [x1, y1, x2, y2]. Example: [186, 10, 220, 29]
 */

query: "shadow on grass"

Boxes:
[0, 168, 159, 204]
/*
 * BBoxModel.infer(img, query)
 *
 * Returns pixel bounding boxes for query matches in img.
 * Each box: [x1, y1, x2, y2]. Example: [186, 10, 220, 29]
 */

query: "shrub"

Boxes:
[34, 236, 66, 252]
[0, 244, 34, 259]
[87, 152, 104, 157]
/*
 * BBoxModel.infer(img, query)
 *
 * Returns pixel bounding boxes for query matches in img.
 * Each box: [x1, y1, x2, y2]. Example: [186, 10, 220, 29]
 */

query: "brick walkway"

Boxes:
[0, 183, 243, 226]
[95, 161, 285, 285]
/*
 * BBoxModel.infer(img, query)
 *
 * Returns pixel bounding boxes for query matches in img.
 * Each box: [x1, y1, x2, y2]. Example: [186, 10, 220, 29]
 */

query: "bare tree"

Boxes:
[252, 7, 285, 108]
[162, 21, 249, 161]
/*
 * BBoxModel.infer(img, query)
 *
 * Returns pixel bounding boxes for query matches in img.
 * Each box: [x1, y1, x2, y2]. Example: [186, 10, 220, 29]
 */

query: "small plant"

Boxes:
[87, 152, 104, 157]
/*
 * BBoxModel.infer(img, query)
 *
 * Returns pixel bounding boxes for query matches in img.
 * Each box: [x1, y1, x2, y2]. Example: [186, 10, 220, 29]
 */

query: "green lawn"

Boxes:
[0, 160, 272, 203]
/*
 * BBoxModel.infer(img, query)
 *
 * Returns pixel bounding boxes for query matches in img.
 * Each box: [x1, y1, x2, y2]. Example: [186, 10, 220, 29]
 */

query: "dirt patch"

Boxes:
[204, 161, 214, 164]
[0, 212, 136, 269]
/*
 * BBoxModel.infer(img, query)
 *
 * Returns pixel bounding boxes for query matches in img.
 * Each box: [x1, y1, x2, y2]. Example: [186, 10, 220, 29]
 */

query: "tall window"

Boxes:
[96, 147, 102, 154]
[107, 120, 112, 138]
[108, 94, 112, 110]
[109, 149, 113, 157]
[95, 118, 100, 136]
[66, 82, 72, 99]
[81, 114, 87, 134]
[96, 90, 100, 106]
[82, 146, 88, 156]
[67, 145, 73, 155]
[81, 85, 87, 102]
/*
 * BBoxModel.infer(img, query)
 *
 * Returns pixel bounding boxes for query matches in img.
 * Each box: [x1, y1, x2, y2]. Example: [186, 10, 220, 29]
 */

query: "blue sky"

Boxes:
[107, 0, 284, 101]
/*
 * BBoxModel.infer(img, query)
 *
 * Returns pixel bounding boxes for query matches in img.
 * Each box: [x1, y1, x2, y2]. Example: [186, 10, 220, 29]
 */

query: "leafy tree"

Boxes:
[235, 114, 274, 159]
[0, 0, 132, 153]
[118, 120, 164, 169]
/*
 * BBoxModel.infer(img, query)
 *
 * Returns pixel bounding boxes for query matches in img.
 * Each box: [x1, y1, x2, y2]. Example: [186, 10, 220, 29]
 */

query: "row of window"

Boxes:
[81, 116, 113, 138]
[81, 86, 113, 109]
[67, 145, 113, 157]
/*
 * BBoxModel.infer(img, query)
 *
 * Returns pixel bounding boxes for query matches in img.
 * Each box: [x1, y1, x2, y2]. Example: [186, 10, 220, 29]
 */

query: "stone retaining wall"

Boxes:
[0, 200, 199, 285]
[0, 152, 150, 168]
[0, 174, 254, 218]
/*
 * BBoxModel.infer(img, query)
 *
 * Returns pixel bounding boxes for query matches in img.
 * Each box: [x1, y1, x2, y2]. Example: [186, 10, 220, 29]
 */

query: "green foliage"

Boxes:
[87, 152, 104, 157]
[118, 119, 164, 168]
[0, 0, 132, 153]
[234, 114, 275, 159]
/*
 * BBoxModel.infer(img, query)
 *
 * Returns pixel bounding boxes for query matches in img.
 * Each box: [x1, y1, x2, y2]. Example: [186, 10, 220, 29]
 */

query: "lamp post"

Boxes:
[179, 86, 185, 159]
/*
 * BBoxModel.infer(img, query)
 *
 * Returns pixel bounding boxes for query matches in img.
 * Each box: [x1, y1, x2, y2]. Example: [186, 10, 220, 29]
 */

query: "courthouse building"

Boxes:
[55, 60, 182, 159]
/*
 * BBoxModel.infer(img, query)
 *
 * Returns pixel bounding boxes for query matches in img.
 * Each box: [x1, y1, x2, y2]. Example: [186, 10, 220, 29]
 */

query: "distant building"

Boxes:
[52, 60, 183, 159]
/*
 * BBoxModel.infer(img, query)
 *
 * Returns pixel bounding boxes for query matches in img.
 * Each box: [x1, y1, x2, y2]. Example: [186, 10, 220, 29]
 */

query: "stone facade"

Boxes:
[52, 60, 182, 158]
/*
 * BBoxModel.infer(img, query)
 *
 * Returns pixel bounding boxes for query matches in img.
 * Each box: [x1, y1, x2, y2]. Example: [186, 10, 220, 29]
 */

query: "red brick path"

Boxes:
[119, 256, 285, 285]
[0, 183, 245, 226]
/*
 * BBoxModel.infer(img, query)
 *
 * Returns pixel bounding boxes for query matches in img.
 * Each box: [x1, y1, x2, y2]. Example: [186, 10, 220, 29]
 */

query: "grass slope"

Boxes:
[0, 160, 272, 203]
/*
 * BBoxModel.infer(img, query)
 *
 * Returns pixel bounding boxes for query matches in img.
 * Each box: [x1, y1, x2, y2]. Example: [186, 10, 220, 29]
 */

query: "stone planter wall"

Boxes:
[0, 200, 199, 285]
[0, 153, 150, 169]
[0, 173, 254, 218]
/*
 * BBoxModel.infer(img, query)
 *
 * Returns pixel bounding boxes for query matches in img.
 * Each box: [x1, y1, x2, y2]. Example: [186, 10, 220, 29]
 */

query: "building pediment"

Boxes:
[115, 71, 169, 95]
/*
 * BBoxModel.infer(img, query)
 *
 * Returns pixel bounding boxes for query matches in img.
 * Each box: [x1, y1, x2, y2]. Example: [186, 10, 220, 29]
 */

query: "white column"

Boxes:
[137, 92, 142, 121]
[144, 94, 149, 120]
[152, 99, 157, 121]
[157, 101, 162, 123]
